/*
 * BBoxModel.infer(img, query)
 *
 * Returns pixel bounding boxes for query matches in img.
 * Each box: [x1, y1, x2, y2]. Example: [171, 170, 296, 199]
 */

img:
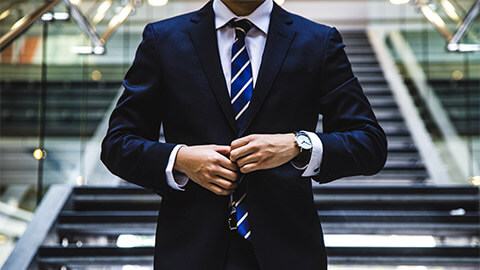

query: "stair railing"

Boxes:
[401, 0, 480, 52]
[367, 29, 452, 185]
[63, 0, 105, 54]
[387, 30, 475, 183]
[0, 0, 137, 54]
[447, 0, 480, 52]
[0, 0, 62, 52]
[1, 185, 72, 270]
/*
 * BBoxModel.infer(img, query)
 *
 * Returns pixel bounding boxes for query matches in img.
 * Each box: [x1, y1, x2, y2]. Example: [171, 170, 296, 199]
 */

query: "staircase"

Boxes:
[331, 30, 429, 185]
[4, 185, 479, 269]
[0, 81, 119, 137]
[5, 30, 477, 270]
[0, 81, 120, 188]
[430, 79, 480, 136]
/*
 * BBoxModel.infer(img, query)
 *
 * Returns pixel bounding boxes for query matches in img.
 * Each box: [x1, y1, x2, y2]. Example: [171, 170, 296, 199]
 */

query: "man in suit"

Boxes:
[101, 0, 387, 269]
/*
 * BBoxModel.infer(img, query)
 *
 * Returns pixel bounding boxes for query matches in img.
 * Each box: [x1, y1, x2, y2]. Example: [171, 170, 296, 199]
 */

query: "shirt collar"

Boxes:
[213, 0, 273, 34]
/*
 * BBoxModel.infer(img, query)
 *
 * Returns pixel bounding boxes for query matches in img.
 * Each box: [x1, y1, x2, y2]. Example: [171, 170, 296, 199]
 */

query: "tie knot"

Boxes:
[230, 19, 252, 39]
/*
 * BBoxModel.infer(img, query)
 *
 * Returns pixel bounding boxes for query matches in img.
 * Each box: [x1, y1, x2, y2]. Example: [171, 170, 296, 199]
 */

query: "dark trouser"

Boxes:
[223, 230, 261, 270]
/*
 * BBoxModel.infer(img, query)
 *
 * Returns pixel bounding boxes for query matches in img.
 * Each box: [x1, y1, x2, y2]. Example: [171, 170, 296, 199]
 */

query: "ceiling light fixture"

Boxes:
[389, 0, 410, 5]
[148, 0, 168, 7]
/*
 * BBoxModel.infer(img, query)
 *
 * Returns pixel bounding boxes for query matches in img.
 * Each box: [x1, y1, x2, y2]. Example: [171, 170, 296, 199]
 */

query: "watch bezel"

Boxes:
[294, 131, 313, 151]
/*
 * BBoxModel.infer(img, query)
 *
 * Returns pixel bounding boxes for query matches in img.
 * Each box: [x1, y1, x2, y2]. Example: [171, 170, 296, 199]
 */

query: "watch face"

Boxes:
[296, 134, 313, 150]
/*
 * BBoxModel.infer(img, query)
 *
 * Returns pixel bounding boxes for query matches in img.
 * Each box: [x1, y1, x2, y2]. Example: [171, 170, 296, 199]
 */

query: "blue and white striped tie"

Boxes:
[230, 19, 253, 130]
[230, 19, 253, 241]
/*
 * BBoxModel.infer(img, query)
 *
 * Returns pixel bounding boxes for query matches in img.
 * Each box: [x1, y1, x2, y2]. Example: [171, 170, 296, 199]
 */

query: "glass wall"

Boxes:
[369, 0, 479, 184]
[0, 0, 206, 264]
[1, 0, 128, 206]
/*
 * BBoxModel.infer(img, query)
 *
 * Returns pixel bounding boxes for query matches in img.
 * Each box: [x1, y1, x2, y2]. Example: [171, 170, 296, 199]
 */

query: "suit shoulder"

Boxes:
[147, 11, 196, 34]
[285, 10, 335, 38]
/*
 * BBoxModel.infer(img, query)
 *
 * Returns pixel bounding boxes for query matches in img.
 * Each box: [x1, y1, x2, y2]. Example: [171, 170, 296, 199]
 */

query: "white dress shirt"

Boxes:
[165, 0, 323, 190]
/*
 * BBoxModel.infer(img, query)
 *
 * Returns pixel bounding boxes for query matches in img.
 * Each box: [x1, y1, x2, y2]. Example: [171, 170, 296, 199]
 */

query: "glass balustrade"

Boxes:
[369, 0, 479, 184]
[0, 0, 203, 264]
[0, 0, 48, 36]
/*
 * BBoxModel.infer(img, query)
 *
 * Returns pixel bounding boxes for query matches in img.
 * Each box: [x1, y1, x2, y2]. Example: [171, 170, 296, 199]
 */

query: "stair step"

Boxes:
[36, 246, 480, 267]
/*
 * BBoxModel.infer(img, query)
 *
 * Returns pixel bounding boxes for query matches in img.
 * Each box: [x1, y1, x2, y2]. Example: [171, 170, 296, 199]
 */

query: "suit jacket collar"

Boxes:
[189, 1, 295, 137]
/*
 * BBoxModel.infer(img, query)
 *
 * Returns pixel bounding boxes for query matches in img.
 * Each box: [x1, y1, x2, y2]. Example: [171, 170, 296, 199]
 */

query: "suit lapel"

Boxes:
[188, 2, 239, 135]
[238, 4, 295, 137]
[188, 2, 295, 137]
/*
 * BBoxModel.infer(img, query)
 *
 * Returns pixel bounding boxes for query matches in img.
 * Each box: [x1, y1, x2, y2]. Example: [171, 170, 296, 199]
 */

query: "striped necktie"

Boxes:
[230, 19, 253, 130]
[230, 19, 253, 241]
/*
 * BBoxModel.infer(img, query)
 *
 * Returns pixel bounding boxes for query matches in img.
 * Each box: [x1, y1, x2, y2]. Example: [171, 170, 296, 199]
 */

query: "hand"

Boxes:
[230, 134, 300, 174]
[174, 145, 240, 195]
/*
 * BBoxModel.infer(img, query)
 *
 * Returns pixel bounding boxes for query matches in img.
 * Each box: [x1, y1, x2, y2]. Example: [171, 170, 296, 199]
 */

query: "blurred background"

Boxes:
[0, 0, 479, 269]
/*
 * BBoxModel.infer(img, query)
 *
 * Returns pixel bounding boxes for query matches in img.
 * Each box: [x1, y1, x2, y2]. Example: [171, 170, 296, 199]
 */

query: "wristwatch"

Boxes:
[293, 131, 312, 167]
[295, 131, 313, 152]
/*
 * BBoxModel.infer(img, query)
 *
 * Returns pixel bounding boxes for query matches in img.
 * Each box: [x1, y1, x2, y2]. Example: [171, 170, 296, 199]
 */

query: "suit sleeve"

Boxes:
[312, 27, 388, 184]
[101, 23, 177, 197]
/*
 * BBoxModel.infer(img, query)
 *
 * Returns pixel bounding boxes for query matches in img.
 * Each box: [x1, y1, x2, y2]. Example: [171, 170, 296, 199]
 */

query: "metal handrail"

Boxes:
[63, 0, 105, 54]
[416, 0, 453, 41]
[367, 29, 453, 185]
[447, 0, 480, 52]
[387, 30, 475, 182]
[0, 0, 137, 55]
[1, 185, 73, 270]
[0, 0, 27, 17]
[0, 0, 62, 53]
[101, 0, 135, 43]
[414, 0, 479, 52]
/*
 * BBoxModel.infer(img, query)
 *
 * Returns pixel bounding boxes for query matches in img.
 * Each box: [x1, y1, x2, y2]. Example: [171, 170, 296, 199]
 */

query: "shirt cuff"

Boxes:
[302, 131, 323, 177]
[291, 131, 323, 177]
[165, 144, 189, 191]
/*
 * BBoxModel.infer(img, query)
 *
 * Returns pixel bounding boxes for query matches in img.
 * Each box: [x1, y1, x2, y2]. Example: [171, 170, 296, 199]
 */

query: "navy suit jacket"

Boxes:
[101, 2, 387, 269]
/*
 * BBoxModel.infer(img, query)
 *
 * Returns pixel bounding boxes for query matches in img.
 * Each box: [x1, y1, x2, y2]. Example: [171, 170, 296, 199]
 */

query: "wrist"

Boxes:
[292, 131, 312, 167]
[288, 133, 301, 159]
[173, 146, 189, 174]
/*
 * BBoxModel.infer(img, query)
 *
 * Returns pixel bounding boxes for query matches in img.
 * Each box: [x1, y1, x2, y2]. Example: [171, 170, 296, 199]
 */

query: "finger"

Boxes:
[216, 153, 239, 171]
[214, 145, 231, 156]
[208, 182, 235, 196]
[207, 183, 227, 195]
[212, 177, 238, 190]
[240, 163, 258, 174]
[237, 153, 260, 167]
[231, 135, 253, 151]
[230, 142, 257, 162]
[215, 166, 240, 182]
